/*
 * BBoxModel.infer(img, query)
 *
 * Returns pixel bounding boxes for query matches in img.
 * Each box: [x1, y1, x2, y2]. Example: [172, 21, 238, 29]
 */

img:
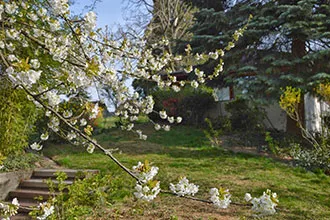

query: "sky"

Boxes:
[71, 0, 126, 30]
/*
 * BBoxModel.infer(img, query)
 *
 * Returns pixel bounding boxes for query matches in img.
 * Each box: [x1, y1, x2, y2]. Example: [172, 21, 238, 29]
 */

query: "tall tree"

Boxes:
[223, 0, 330, 102]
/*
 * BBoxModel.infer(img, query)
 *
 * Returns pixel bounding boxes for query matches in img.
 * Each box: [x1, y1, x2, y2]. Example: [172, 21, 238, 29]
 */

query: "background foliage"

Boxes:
[0, 80, 39, 156]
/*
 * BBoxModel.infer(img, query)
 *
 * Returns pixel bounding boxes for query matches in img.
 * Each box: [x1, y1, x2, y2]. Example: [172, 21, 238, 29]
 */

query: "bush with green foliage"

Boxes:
[225, 98, 265, 132]
[0, 153, 39, 173]
[0, 82, 39, 156]
[151, 86, 215, 126]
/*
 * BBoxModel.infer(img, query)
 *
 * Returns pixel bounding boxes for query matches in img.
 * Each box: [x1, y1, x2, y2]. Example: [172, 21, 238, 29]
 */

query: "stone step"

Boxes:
[20, 179, 74, 189]
[32, 169, 98, 179]
[8, 189, 59, 200]
[18, 201, 38, 213]
[10, 213, 31, 220]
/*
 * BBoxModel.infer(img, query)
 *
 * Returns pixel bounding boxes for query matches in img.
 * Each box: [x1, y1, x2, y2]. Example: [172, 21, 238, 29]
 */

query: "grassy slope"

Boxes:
[43, 124, 330, 219]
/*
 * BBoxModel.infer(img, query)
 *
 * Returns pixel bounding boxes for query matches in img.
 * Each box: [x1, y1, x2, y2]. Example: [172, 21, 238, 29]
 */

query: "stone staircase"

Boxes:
[5, 169, 98, 220]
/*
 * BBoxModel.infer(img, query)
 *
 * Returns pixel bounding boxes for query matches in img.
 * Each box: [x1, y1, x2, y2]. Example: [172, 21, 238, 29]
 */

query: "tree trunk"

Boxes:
[286, 38, 306, 134]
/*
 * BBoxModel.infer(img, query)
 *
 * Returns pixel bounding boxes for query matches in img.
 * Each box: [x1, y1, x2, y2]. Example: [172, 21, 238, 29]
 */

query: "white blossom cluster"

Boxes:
[134, 181, 161, 202]
[36, 202, 55, 220]
[132, 161, 161, 202]
[245, 189, 279, 216]
[209, 187, 231, 209]
[132, 161, 159, 183]
[0, 198, 20, 220]
[30, 142, 43, 151]
[169, 177, 199, 197]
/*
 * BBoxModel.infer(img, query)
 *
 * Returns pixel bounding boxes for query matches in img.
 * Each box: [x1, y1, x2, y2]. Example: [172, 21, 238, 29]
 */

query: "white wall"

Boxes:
[263, 103, 287, 131]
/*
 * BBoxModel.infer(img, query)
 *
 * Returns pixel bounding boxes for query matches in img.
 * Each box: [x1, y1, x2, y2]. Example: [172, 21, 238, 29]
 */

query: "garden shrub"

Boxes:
[290, 143, 330, 174]
[203, 118, 223, 147]
[0, 153, 39, 172]
[0, 81, 39, 156]
[151, 86, 215, 126]
[225, 98, 265, 132]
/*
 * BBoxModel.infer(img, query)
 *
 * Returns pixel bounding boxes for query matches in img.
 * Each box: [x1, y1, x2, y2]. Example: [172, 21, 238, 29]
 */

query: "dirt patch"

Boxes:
[34, 156, 61, 169]
[87, 196, 249, 220]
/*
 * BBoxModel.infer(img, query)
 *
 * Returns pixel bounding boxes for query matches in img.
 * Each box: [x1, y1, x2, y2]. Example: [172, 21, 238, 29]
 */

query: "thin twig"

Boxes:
[160, 190, 251, 207]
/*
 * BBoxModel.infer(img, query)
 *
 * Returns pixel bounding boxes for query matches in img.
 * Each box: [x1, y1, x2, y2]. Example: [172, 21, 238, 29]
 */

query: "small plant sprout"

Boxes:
[245, 189, 279, 216]
[209, 187, 231, 209]
[169, 177, 199, 197]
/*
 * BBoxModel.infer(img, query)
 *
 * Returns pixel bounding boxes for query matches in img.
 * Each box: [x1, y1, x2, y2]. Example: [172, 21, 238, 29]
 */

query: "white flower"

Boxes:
[7, 54, 18, 62]
[134, 181, 160, 202]
[45, 110, 52, 117]
[159, 110, 167, 119]
[67, 131, 77, 141]
[168, 116, 175, 124]
[163, 125, 170, 131]
[37, 8, 47, 17]
[40, 133, 49, 141]
[48, 117, 60, 132]
[132, 161, 159, 182]
[43, 205, 54, 218]
[80, 118, 87, 126]
[89, 103, 99, 119]
[191, 80, 199, 89]
[172, 85, 181, 92]
[63, 110, 73, 118]
[154, 124, 161, 131]
[184, 66, 193, 73]
[140, 134, 147, 140]
[86, 143, 95, 153]
[46, 91, 61, 107]
[209, 187, 231, 209]
[36, 202, 54, 220]
[195, 69, 204, 78]
[30, 59, 41, 69]
[11, 198, 19, 207]
[84, 11, 97, 31]
[5, 2, 18, 15]
[127, 123, 134, 131]
[169, 177, 199, 197]
[27, 12, 38, 21]
[209, 51, 219, 60]
[30, 142, 43, 151]
[50, 0, 69, 15]
[6, 66, 15, 75]
[6, 42, 15, 52]
[244, 193, 252, 202]
[0, 5, 4, 20]
[246, 189, 279, 216]
[176, 117, 182, 123]
[0, 41, 5, 49]
[27, 70, 42, 84]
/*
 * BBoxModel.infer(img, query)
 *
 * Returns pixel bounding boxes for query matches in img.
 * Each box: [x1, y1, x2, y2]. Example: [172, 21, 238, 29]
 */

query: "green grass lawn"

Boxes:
[43, 123, 330, 219]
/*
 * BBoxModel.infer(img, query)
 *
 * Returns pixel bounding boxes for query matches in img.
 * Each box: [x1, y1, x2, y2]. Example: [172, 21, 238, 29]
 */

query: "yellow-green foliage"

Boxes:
[0, 81, 39, 156]
[279, 86, 301, 117]
[316, 83, 330, 102]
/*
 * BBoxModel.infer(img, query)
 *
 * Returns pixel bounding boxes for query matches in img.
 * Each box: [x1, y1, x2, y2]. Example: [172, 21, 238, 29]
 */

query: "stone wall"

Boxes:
[0, 170, 32, 200]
